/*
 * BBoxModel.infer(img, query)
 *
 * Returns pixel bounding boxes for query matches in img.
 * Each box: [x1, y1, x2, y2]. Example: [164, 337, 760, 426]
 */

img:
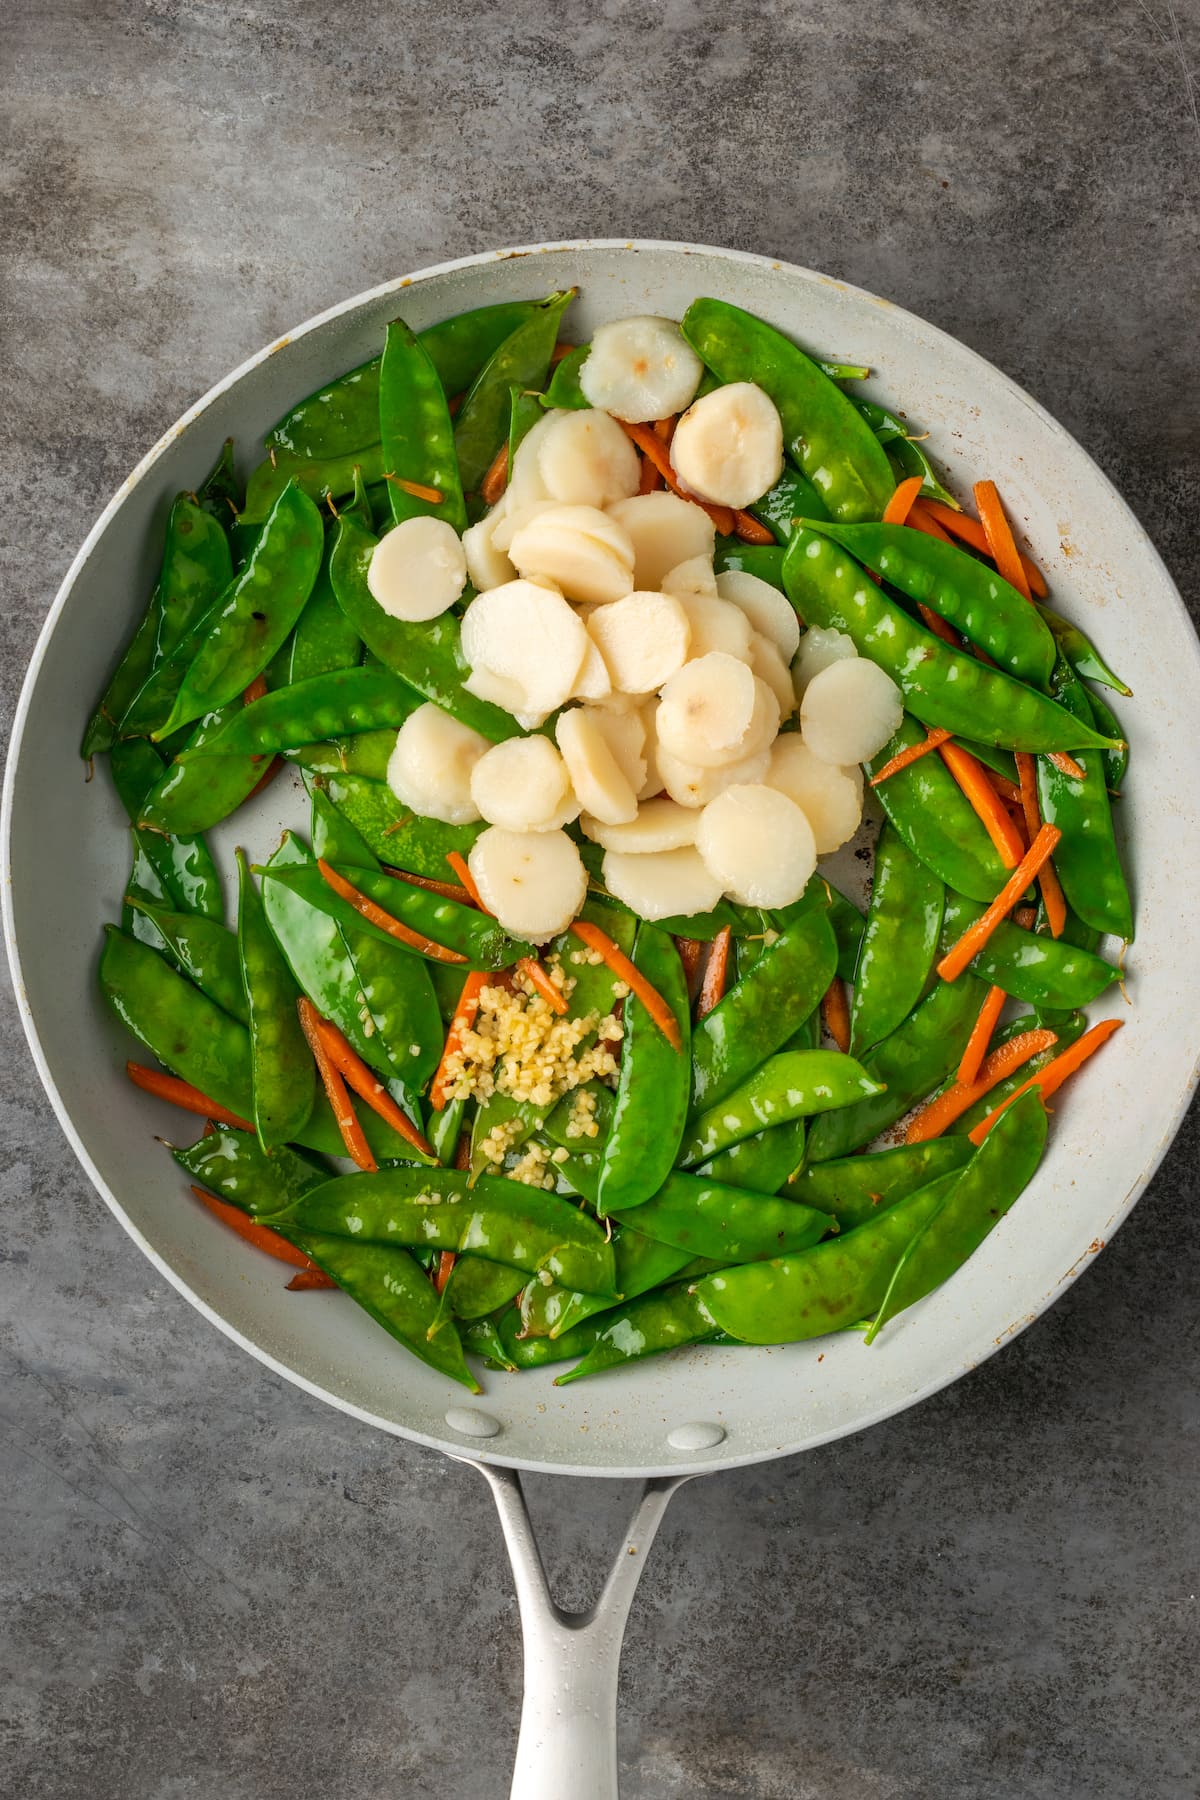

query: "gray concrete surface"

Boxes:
[3, 2, 1199, 1795]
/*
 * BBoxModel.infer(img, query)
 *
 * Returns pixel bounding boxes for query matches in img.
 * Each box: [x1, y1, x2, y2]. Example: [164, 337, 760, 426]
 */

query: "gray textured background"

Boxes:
[4, 3, 1199, 1796]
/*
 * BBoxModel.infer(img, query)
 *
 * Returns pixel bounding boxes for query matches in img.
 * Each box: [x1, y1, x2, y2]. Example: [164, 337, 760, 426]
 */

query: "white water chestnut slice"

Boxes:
[587, 591, 691, 695]
[791, 624, 858, 698]
[670, 382, 784, 508]
[578, 316, 704, 422]
[508, 503, 635, 605]
[386, 704, 489, 826]
[602, 845, 723, 922]
[659, 554, 718, 598]
[674, 591, 754, 663]
[715, 568, 801, 662]
[750, 631, 795, 718]
[367, 516, 467, 622]
[469, 736, 579, 833]
[462, 510, 515, 593]
[581, 797, 699, 853]
[656, 652, 758, 768]
[656, 740, 772, 808]
[589, 704, 648, 796]
[461, 579, 589, 717]
[606, 492, 715, 591]
[637, 698, 665, 799]
[555, 706, 639, 826]
[696, 783, 817, 908]
[505, 409, 560, 513]
[570, 636, 614, 701]
[766, 735, 864, 854]
[537, 409, 642, 508]
[468, 826, 587, 944]
[800, 657, 904, 765]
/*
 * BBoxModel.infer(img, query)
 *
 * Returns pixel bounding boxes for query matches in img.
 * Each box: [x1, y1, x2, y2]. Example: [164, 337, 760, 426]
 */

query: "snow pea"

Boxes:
[174, 1126, 329, 1214]
[867, 1090, 1047, 1341]
[806, 970, 987, 1162]
[379, 318, 468, 533]
[850, 823, 944, 1057]
[940, 892, 1119, 1007]
[1035, 658, 1133, 940]
[329, 514, 517, 740]
[274, 517, 364, 688]
[123, 900, 249, 1025]
[1084, 686, 1128, 794]
[137, 699, 268, 836]
[83, 602, 160, 759]
[498, 1308, 605, 1370]
[783, 529, 1114, 753]
[554, 1282, 721, 1384]
[948, 1012, 1086, 1135]
[272, 1165, 617, 1296]
[712, 539, 786, 590]
[611, 1170, 830, 1263]
[822, 883, 866, 982]
[439, 1255, 526, 1322]
[157, 482, 324, 739]
[697, 1118, 808, 1193]
[242, 445, 388, 524]
[751, 461, 831, 543]
[788, 1136, 975, 1229]
[453, 290, 576, 493]
[521, 1225, 695, 1339]
[596, 925, 690, 1214]
[464, 1317, 518, 1370]
[285, 729, 395, 784]
[122, 832, 176, 949]
[309, 781, 376, 867]
[695, 1170, 962, 1345]
[853, 398, 959, 510]
[691, 905, 837, 1110]
[1039, 602, 1131, 697]
[262, 857, 529, 968]
[427, 1093, 468, 1164]
[805, 522, 1056, 685]
[315, 768, 483, 874]
[197, 438, 242, 523]
[109, 739, 223, 919]
[543, 344, 589, 408]
[681, 1050, 885, 1167]
[867, 717, 1009, 903]
[181, 667, 420, 761]
[681, 299, 895, 521]
[236, 850, 315, 1149]
[508, 384, 545, 470]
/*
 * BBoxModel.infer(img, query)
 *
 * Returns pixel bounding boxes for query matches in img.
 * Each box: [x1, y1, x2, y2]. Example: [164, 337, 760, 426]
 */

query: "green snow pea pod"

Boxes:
[312, 768, 483, 874]
[853, 399, 960, 510]
[691, 906, 837, 1110]
[274, 515, 365, 688]
[681, 1050, 884, 1167]
[427, 1094, 468, 1165]
[508, 384, 546, 467]
[596, 924, 691, 1214]
[957, 739, 1019, 785]
[750, 460, 831, 543]
[236, 851, 314, 1149]
[940, 892, 1119, 1007]
[948, 1012, 1086, 1135]
[611, 1170, 830, 1263]
[174, 1126, 330, 1214]
[181, 667, 420, 761]
[464, 1317, 518, 1370]
[680, 298, 895, 522]
[850, 823, 944, 1057]
[261, 858, 530, 968]
[697, 1118, 808, 1193]
[329, 514, 517, 740]
[241, 445, 388, 524]
[439, 1255, 526, 1322]
[788, 1136, 975, 1229]
[273, 1165, 617, 1296]
[453, 291, 576, 493]
[543, 344, 590, 408]
[805, 522, 1056, 685]
[1035, 658, 1133, 940]
[554, 1283, 722, 1385]
[805, 971, 987, 1163]
[867, 717, 1009, 903]
[521, 1226, 696, 1340]
[379, 318, 467, 533]
[123, 900, 249, 1024]
[866, 1090, 1047, 1342]
[109, 740, 223, 919]
[822, 883, 866, 982]
[543, 1079, 616, 1150]
[498, 1308, 605, 1370]
[783, 530, 1114, 753]
[309, 780, 378, 867]
[83, 601, 161, 759]
[157, 482, 325, 739]
[281, 1227, 479, 1389]
[285, 729, 395, 783]
[1038, 603, 1131, 696]
[197, 438, 242, 522]
[712, 539, 786, 589]
[137, 699, 269, 836]
[695, 1171, 962, 1344]
[1083, 686, 1128, 794]
[122, 834, 176, 949]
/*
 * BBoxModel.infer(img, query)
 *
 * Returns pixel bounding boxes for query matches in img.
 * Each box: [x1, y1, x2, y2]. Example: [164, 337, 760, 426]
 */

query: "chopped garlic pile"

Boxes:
[437, 961, 623, 1113]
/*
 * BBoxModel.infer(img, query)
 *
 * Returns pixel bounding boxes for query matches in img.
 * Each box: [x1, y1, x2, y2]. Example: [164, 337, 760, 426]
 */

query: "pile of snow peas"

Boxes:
[85, 288, 1131, 1390]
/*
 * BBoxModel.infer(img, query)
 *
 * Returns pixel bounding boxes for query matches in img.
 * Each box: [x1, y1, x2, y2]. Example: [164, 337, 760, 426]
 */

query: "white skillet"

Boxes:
[6, 241, 1200, 1797]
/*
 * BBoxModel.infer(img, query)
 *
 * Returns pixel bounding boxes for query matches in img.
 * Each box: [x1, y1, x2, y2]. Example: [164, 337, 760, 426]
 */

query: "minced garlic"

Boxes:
[438, 976, 623, 1111]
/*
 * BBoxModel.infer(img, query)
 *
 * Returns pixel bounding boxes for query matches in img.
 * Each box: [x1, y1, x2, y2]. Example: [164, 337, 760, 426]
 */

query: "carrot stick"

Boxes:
[317, 858, 467, 963]
[550, 341, 577, 365]
[296, 998, 377, 1171]
[968, 1018, 1124, 1145]
[445, 849, 485, 911]
[385, 866, 475, 905]
[938, 743, 1027, 870]
[918, 499, 1047, 597]
[674, 935, 704, 993]
[126, 1062, 253, 1132]
[653, 416, 677, 442]
[638, 456, 663, 494]
[907, 500, 954, 544]
[518, 956, 569, 1015]
[242, 673, 269, 705]
[246, 756, 283, 799]
[974, 480, 1032, 603]
[1047, 750, 1087, 780]
[384, 472, 444, 506]
[430, 970, 490, 1110]
[569, 919, 682, 1051]
[937, 822, 1063, 983]
[310, 1012, 434, 1157]
[986, 769, 1023, 806]
[733, 510, 776, 545]
[480, 443, 509, 506]
[883, 475, 925, 526]
[918, 602, 961, 647]
[433, 1249, 457, 1294]
[190, 1184, 326, 1270]
[286, 1268, 338, 1290]
[869, 726, 953, 787]
[906, 1027, 1059, 1142]
[1015, 752, 1067, 938]
[696, 926, 732, 1021]
[957, 985, 1007, 1087]
[616, 420, 735, 535]
[821, 977, 852, 1054]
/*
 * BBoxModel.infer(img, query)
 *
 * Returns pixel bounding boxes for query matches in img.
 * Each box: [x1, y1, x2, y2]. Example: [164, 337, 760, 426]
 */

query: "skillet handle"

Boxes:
[464, 1461, 689, 1800]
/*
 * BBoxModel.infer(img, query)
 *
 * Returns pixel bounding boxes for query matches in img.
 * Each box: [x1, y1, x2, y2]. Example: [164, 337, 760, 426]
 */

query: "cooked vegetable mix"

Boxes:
[87, 287, 1130, 1387]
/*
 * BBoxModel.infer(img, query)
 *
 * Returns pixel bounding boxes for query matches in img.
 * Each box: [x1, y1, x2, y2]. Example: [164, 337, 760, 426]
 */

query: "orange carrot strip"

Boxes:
[906, 1027, 1059, 1143]
[286, 1268, 338, 1290]
[957, 985, 1007, 1087]
[883, 475, 925, 526]
[190, 1184, 324, 1270]
[550, 341, 577, 365]
[383, 472, 444, 505]
[1047, 750, 1086, 780]
[821, 977, 852, 1054]
[1013, 905, 1037, 930]
[311, 1013, 434, 1157]
[433, 1249, 457, 1294]
[445, 849, 485, 911]
[918, 602, 961, 647]
[968, 1018, 1124, 1145]
[907, 499, 954, 544]
[296, 997, 377, 1171]
[939, 742, 1027, 870]
[1036, 855, 1068, 939]
[674, 935, 704, 993]
[869, 726, 953, 787]
[937, 822, 1063, 983]
[653, 415, 678, 443]
[733, 509, 776, 545]
[447, 392, 464, 418]
[242, 673, 269, 705]
[617, 420, 736, 535]
[480, 443, 509, 506]
[918, 499, 1047, 597]
[518, 956, 569, 1015]
[638, 455, 663, 494]
[430, 970, 491, 1111]
[974, 480, 1032, 603]
[696, 926, 732, 1022]
[317, 858, 467, 963]
[569, 919, 682, 1051]
[126, 1062, 253, 1132]
[385, 865, 474, 905]
[985, 768, 1022, 806]
[1015, 752, 1067, 937]
[246, 756, 283, 798]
